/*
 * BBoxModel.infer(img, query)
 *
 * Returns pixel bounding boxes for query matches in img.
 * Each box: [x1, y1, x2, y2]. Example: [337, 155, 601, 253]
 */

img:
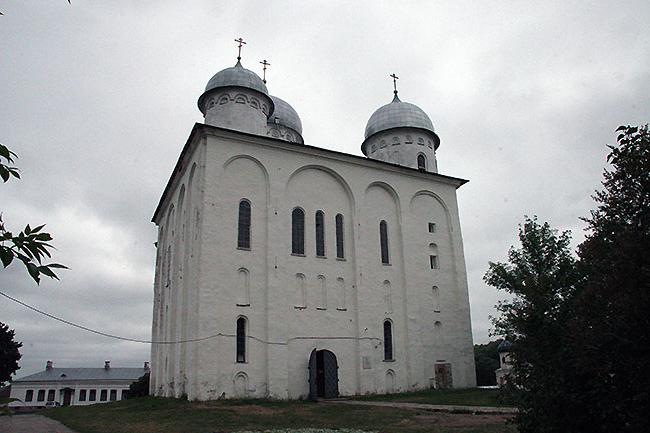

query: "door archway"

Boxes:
[308, 349, 339, 400]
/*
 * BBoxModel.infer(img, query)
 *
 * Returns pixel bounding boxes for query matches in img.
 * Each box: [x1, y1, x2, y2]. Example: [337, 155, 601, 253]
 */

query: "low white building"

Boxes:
[9, 361, 148, 408]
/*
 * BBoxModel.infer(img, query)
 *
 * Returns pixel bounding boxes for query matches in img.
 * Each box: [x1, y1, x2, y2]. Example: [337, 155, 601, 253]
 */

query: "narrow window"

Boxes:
[121, 390, 129, 400]
[432, 286, 441, 313]
[380, 220, 390, 264]
[100, 389, 107, 401]
[335, 214, 344, 259]
[430, 255, 439, 269]
[384, 320, 394, 361]
[109, 390, 117, 401]
[37, 390, 45, 401]
[47, 389, 55, 402]
[236, 317, 246, 363]
[89, 389, 97, 401]
[417, 154, 427, 171]
[79, 389, 87, 401]
[315, 210, 325, 256]
[165, 245, 171, 287]
[25, 390, 33, 402]
[237, 200, 251, 249]
[429, 243, 439, 269]
[291, 208, 305, 255]
[428, 222, 436, 233]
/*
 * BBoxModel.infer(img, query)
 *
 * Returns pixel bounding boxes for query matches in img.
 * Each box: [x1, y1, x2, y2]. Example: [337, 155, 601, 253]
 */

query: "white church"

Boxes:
[150, 41, 476, 400]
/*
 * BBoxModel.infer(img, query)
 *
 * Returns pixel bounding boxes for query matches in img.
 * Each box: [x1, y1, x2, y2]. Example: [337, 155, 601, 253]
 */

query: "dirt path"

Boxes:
[0, 413, 80, 433]
[324, 399, 518, 414]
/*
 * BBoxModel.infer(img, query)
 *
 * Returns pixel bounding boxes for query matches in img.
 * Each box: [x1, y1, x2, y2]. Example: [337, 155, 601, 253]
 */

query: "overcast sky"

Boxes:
[1, 1, 648, 378]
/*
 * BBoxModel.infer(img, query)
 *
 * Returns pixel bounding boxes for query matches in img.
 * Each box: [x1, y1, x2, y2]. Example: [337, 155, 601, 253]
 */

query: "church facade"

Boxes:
[150, 49, 476, 400]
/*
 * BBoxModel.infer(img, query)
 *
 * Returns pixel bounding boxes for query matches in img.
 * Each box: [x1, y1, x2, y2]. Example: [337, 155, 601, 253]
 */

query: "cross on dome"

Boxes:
[260, 59, 271, 84]
[234, 37, 246, 61]
[390, 73, 399, 99]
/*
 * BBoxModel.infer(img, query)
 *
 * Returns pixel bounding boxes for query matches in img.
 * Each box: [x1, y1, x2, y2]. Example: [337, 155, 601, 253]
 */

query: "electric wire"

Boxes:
[0, 290, 382, 346]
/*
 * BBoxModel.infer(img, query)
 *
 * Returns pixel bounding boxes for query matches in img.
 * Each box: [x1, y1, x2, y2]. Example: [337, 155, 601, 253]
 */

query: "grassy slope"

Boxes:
[44, 396, 515, 433]
[354, 388, 509, 407]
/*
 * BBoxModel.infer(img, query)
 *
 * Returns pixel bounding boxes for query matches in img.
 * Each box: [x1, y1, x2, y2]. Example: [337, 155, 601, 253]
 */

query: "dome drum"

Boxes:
[363, 127, 438, 173]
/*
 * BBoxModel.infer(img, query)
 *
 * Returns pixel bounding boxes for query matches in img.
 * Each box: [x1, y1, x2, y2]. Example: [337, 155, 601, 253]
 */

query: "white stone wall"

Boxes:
[151, 126, 476, 399]
[9, 381, 132, 407]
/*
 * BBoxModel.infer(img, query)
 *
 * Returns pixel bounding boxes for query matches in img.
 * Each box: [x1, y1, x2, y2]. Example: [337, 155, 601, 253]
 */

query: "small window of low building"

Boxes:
[37, 390, 45, 401]
[100, 390, 107, 401]
[25, 390, 33, 402]
[79, 389, 87, 401]
[121, 390, 129, 400]
[47, 389, 55, 402]
[109, 390, 117, 401]
[89, 389, 97, 401]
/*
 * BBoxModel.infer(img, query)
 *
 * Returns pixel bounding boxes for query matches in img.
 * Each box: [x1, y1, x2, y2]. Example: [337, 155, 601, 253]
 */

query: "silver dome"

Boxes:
[268, 95, 303, 135]
[364, 94, 436, 140]
[204, 61, 269, 96]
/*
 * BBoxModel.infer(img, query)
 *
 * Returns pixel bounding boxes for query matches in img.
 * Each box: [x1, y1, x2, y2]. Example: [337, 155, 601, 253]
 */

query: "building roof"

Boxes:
[269, 95, 303, 135]
[13, 368, 146, 383]
[364, 94, 440, 149]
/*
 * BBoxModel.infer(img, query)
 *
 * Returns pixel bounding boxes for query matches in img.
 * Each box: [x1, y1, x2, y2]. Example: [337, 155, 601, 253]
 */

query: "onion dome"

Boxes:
[497, 340, 513, 353]
[363, 94, 440, 149]
[197, 60, 273, 115]
[268, 95, 303, 135]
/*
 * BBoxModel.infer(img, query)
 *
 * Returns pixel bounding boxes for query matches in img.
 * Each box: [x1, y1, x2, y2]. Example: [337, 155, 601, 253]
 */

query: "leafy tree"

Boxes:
[0, 143, 67, 283]
[569, 125, 650, 433]
[128, 372, 150, 398]
[484, 216, 581, 433]
[473, 340, 502, 386]
[0, 322, 22, 387]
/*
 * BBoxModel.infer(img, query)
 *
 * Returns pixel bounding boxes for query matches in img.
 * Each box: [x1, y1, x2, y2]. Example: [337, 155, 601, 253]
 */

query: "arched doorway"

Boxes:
[308, 349, 339, 400]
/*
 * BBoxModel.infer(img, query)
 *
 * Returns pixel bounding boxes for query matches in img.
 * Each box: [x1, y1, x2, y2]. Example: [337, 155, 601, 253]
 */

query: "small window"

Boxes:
[380, 220, 390, 264]
[79, 389, 87, 401]
[430, 255, 439, 269]
[335, 214, 344, 259]
[89, 389, 97, 401]
[236, 317, 247, 363]
[417, 154, 427, 171]
[291, 208, 305, 255]
[25, 390, 33, 402]
[100, 389, 107, 401]
[165, 245, 171, 287]
[121, 390, 129, 400]
[428, 222, 436, 233]
[47, 389, 55, 402]
[109, 389, 117, 401]
[237, 199, 251, 249]
[384, 320, 394, 361]
[315, 211, 325, 257]
[37, 390, 45, 402]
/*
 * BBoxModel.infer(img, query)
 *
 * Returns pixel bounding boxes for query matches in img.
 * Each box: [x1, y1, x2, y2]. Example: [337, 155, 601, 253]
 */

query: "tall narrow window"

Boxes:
[380, 220, 390, 264]
[89, 389, 96, 401]
[335, 214, 344, 259]
[236, 317, 246, 363]
[315, 210, 325, 256]
[237, 200, 251, 249]
[25, 390, 33, 402]
[429, 243, 439, 269]
[47, 390, 55, 402]
[100, 390, 107, 401]
[37, 390, 45, 401]
[384, 320, 394, 361]
[79, 389, 87, 401]
[292, 208, 305, 255]
[417, 154, 427, 171]
[109, 389, 117, 401]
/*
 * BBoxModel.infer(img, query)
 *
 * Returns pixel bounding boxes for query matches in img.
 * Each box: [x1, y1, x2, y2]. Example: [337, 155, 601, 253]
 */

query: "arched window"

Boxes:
[315, 210, 325, 257]
[384, 320, 394, 361]
[429, 243, 439, 269]
[236, 317, 247, 363]
[380, 220, 390, 264]
[292, 208, 305, 255]
[417, 154, 427, 171]
[237, 200, 251, 249]
[335, 214, 344, 259]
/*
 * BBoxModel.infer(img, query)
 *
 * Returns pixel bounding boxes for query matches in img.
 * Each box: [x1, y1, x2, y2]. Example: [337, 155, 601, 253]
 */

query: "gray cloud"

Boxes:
[1, 0, 648, 377]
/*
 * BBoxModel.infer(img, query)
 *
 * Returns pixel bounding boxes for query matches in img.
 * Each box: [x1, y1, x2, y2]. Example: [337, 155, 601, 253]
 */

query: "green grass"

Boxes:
[44, 396, 515, 433]
[354, 388, 510, 407]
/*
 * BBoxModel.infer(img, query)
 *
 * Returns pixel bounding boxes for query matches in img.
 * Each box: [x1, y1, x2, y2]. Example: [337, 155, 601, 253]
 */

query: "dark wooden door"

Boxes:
[63, 388, 73, 406]
[308, 348, 317, 401]
[434, 363, 453, 389]
[321, 350, 339, 399]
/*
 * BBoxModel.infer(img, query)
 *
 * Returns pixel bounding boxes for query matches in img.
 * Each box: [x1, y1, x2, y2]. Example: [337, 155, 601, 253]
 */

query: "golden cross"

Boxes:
[260, 59, 271, 83]
[234, 37, 246, 61]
